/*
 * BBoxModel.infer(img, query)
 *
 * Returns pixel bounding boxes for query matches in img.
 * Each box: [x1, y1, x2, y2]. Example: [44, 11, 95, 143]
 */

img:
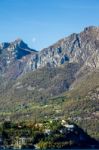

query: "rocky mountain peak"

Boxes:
[81, 26, 99, 41]
[14, 38, 23, 43]
[0, 26, 99, 79]
[84, 26, 99, 32]
[12, 38, 24, 47]
[23, 26, 99, 74]
[0, 39, 37, 77]
[10, 38, 32, 52]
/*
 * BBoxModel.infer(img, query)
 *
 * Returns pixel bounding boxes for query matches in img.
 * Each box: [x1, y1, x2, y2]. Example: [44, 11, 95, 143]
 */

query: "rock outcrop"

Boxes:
[24, 26, 99, 73]
[0, 26, 99, 82]
[0, 39, 37, 79]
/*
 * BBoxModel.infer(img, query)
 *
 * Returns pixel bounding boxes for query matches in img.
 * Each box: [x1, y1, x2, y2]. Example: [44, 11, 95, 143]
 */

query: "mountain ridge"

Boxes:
[1, 25, 99, 78]
[0, 26, 99, 139]
[0, 25, 99, 96]
[24, 26, 99, 73]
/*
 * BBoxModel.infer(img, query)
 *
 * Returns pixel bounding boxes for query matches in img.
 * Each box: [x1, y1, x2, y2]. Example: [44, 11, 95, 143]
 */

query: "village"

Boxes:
[0, 118, 98, 149]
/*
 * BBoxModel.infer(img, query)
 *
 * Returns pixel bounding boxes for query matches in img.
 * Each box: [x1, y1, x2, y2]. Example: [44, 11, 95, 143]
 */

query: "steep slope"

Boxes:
[24, 26, 99, 73]
[0, 26, 99, 120]
[0, 39, 36, 71]
[2, 26, 99, 103]
[0, 26, 99, 140]
[0, 69, 98, 140]
[0, 26, 99, 105]
[0, 63, 79, 109]
[0, 26, 99, 80]
[0, 39, 37, 91]
[0, 38, 37, 75]
[61, 70, 99, 140]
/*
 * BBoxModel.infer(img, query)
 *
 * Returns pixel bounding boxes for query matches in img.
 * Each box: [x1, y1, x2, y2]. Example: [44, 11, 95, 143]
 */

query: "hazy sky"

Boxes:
[0, 0, 99, 50]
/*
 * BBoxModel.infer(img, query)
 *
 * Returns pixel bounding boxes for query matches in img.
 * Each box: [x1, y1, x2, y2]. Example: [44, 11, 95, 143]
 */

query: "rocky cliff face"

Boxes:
[0, 26, 99, 80]
[0, 39, 37, 79]
[0, 26, 99, 139]
[24, 26, 99, 73]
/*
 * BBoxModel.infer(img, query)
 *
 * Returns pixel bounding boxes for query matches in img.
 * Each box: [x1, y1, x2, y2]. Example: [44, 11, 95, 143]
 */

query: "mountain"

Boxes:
[1, 26, 99, 100]
[1, 26, 99, 79]
[0, 26, 99, 102]
[0, 39, 37, 80]
[24, 26, 99, 73]
[3, 26, 99, 100]
[0, 38, 37, 67]
[0, 26, 99, 140]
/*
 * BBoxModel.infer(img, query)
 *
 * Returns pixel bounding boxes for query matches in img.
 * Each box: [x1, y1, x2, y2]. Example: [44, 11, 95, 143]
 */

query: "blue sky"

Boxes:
[0, 0, 99, 50]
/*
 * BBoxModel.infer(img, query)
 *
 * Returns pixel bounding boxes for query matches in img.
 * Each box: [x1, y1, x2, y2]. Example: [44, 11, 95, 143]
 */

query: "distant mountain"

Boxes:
[0, 38, 37, 79]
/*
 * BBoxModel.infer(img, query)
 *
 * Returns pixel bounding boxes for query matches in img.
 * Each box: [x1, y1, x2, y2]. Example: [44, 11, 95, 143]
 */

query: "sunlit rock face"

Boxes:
[25, 26, 99, 72]
[0, 39, 37, 78]
[0, 26, 99, 79]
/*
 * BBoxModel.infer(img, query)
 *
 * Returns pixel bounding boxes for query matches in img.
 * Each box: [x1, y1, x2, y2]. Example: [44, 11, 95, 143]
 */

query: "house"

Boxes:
[65, 124, 75, 132]
[61, 120, 75, 131]
[44, 129, 51, 135]
[61, 119, 66, 124]
[34, 123, 43, 128]
[64, 124, 74, 129]
[14, 136, 32, 149]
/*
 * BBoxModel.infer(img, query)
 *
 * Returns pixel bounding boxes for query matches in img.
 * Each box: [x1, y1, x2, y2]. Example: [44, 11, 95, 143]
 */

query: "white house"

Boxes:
[44, 129, 51, 135]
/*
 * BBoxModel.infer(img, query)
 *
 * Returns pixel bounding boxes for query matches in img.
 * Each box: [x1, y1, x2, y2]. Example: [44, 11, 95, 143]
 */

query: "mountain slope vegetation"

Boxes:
[0, 26, 99, 140]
